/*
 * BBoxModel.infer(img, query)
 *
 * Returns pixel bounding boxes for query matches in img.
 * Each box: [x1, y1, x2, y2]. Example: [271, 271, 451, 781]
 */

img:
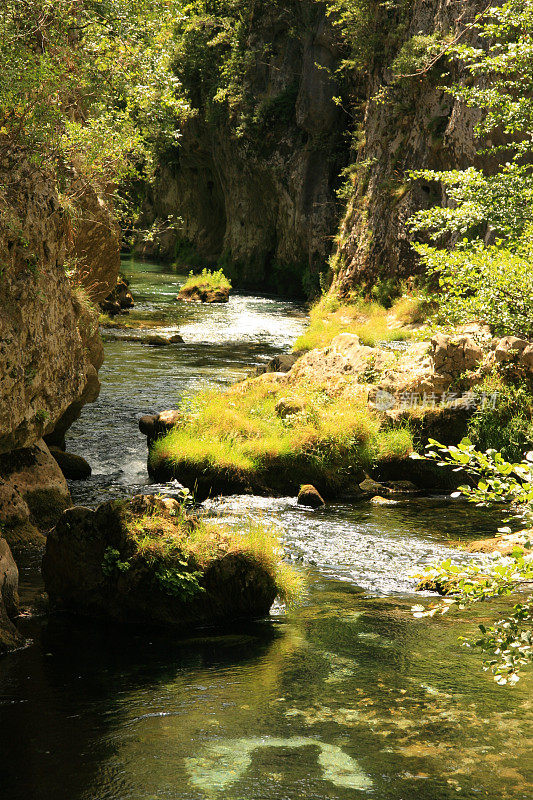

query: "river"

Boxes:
[0, 259, 531, 800]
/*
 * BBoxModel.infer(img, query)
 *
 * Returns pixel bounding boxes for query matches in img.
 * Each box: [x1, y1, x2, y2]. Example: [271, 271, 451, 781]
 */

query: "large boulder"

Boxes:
[0, 440, 70, 541]
[42, 496, 279, 631]
[0, 538, 23, 655]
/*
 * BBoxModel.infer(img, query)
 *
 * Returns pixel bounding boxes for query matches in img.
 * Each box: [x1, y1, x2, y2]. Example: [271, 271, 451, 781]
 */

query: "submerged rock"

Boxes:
[298, 485, 325, 508]
[49, 448, 92, 480]
[42, 496, 278, 631]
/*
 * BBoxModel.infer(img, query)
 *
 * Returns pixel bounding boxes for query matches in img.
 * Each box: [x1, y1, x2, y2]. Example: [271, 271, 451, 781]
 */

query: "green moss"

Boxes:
[102, 500, 303, 604]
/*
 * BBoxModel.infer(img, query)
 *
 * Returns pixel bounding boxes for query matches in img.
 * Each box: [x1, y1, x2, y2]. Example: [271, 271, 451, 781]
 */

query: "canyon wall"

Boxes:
[0, 149, 120, 557]
[138, 0, 351, 296]
[142, 0, 486, 296]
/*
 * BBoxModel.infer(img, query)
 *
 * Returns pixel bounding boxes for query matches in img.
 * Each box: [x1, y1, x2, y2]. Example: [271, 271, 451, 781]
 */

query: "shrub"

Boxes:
[415, 242, 533, 339]
[181, 268, 231, 292]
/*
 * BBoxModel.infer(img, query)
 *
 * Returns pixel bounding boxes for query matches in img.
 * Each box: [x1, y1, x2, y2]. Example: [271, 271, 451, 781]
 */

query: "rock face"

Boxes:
[137, 1, 347, 295]
[333, 0, 489, 291]
[137, 1, 489, 296]
[0, 538, 23, 655]
[0, 440, 70, 548]
[43, 497, 278, 630]
[0, 148, 118, 537]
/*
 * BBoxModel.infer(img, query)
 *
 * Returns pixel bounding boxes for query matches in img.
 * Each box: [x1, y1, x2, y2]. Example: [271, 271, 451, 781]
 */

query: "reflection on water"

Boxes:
[1, 583, 531, 800]
[3, 259, 532, 800]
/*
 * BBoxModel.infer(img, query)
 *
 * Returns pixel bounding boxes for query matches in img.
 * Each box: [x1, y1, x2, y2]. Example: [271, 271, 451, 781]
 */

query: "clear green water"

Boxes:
[2, 260, 531, 800]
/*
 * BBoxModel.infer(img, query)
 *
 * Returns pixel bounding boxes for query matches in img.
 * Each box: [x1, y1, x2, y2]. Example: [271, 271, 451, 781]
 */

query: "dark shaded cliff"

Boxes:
[137, 0, 352, 296]
[139, 0, 487, 297]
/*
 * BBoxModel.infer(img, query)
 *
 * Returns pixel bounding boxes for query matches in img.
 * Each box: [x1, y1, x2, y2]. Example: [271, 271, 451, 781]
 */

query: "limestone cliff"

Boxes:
[141, 0, 486, 296]
[138, 0, 350, 295]
[333, 0, 487, 292]
[0, 148, 119, 551]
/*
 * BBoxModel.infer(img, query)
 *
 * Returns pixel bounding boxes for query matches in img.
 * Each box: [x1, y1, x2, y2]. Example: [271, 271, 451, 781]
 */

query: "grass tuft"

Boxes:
[293, 292, 424, 353]
[181, 268, 231, 292]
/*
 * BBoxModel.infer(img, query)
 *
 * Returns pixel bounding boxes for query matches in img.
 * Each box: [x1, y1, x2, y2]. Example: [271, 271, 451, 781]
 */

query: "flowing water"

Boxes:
[1, 259, 531, 800]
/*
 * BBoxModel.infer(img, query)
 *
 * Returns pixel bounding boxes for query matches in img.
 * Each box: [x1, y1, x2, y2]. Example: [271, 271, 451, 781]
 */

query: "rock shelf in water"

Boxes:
[42, 495, 280, 631]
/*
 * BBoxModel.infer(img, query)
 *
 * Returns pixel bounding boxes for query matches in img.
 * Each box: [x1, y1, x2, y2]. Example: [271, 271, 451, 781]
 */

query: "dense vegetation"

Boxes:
[0, 0, 186, 232]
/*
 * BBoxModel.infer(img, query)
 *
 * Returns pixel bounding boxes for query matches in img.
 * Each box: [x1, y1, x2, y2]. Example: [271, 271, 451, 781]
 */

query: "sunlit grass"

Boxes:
[294, 293, 424, 352]
[149, 375, 413, 496]
[124, 504, 303, 604]
[181, 267, 231, 292]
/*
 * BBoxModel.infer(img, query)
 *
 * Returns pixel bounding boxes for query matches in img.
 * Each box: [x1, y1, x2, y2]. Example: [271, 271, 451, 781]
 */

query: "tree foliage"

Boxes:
[408, 1, 533, 337]
[414, 439, 533, 685]
[0, 0, 187, 209]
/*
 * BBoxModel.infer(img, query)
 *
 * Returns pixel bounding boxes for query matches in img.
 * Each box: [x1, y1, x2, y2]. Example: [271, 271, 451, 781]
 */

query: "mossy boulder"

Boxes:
[42, 496, 282, 631]
[297, 485, 325, 508]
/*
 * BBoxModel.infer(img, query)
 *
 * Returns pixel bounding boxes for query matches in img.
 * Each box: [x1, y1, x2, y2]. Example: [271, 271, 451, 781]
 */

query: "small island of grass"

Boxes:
[177, 268, 232, 304]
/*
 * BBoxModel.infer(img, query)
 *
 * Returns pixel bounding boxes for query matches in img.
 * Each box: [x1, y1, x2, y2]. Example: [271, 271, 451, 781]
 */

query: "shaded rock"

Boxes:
[360, 478, 387, 496]
[431, 333, 483, 384]
[520, 344, 533, 373]
[49, 448, 92, 480]
[275, 399, 304, 419]
[139, 414, 158, 438]
[69, 177, 121, 302]
[42, 497, 278, 631]
[0, 479, 44, 551]
[178, 285, 230, 303]
[0, 440, 70, 531]
[0, 538, 23, 655]
[297, 485, 325, 508]
[100, 275, 134, 315]
[253, 352, 304, 377]
[146, 334, 171, 346]
[169, 334, 185, 344]
[360, 477, 419, 498]
[371, 456, 471, 494]
[495, 336, 530, 364]
[140, 410, 182, 448]
[384, 400, 474, 448]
